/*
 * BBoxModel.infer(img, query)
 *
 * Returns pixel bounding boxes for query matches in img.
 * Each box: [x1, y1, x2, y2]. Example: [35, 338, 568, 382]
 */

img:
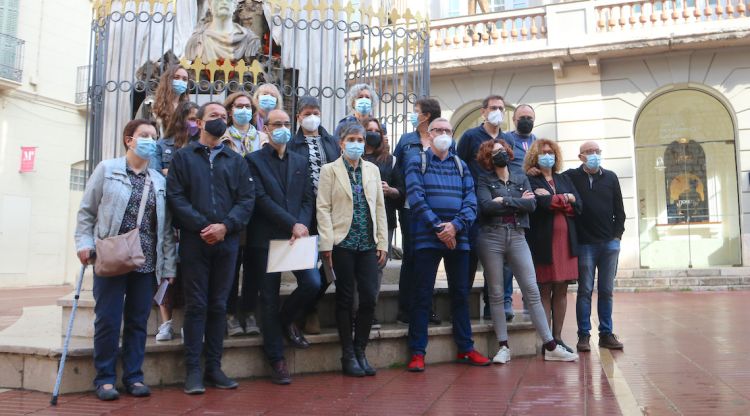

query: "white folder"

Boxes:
[266, 235, 319, 273]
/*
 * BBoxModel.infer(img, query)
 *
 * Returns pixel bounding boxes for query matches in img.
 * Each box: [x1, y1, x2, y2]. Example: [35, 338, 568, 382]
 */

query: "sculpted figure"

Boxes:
[185, 0, 261, 61]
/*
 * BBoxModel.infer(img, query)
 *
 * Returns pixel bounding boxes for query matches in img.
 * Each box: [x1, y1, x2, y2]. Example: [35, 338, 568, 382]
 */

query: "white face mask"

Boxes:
[433, 134, 453, 152]
[301, 114, 321, 132]
[487, 109, 504, 126]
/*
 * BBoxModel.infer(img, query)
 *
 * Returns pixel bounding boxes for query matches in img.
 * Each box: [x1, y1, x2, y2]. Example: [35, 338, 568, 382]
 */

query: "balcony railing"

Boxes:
[595, 0, 748, 32]
[75, 65, 90, 104]
[0, 33, 25, 83]
[429, 7, 547, 49]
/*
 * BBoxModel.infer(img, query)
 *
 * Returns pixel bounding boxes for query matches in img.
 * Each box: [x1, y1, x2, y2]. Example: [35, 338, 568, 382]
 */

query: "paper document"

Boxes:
[266, 235, 319, 273]
[153, 279, 169, 305]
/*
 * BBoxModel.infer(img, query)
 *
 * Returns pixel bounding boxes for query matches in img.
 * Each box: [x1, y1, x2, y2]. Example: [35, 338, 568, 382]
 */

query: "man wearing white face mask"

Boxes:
[404, 118, 490, 372]
[288, 96, 341, 335]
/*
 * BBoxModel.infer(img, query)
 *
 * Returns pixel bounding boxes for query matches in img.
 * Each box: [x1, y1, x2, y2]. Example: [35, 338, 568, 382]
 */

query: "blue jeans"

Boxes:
[409, 248, 473, 356]
[397, 208, 415, 316]
[93, 271, 154, 387]
[503, 264, 514, 314]
[253, 248, 321, 363]
[576, 239, 620, 337]
[180, 232, 239, 371]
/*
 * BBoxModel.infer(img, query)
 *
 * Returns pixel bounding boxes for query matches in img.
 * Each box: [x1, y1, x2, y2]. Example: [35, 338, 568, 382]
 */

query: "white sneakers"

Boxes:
[493, 346, 511, 364]
[227, 315, 244, 337]
[244, 314, 261, 336]
[544, 344, 579, 362]
[155, 320, 174, 342]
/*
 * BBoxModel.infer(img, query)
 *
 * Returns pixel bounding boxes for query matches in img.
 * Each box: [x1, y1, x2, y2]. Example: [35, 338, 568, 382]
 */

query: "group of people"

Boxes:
[74, 65, 626, 402]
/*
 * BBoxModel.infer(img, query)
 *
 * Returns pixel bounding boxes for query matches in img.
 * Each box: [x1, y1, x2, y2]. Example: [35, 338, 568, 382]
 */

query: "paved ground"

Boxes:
[0, 286, 71, 331]
[1, 290, 749, 415]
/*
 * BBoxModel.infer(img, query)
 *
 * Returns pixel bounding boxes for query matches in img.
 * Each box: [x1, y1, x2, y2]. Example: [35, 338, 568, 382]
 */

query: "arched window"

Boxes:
[453, 103, 514, 141]
[634, 88, 740, 268]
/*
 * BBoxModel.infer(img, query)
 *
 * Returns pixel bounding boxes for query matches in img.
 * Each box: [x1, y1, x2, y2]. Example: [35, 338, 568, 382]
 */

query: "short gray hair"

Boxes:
[427, 117, 451, 133]
[297, 95, 320, 114]
[337, 121, 366, 141]
[346, 83, 379, 113]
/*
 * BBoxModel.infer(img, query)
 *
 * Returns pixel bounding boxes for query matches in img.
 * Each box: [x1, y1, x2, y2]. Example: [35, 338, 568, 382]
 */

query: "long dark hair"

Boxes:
[153, 65, 189, 126]
[362, 117, 390, 164]
[166, 101, 199, 149]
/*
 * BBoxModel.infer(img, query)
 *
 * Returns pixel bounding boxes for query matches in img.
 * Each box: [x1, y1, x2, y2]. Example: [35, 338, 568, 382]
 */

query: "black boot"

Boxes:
[337, 310, 365, 377]
[355, 348, 376, 376]
[341, 346, 365, 377]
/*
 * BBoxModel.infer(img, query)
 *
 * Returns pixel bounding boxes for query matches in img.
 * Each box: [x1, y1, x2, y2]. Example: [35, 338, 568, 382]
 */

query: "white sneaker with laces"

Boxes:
[493, 346, 511, 364]
[544, 344, 579, 362]
[244, 314, 260, 335]
[227, 315, 244, 337]
[155, 320, 173, 342]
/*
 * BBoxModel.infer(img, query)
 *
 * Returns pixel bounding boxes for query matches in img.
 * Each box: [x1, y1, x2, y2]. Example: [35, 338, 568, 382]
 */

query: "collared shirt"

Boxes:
[267, 146, 291, 191]
[198, 142, 225, 163]
[338, 158, 376, 251]
[505, 131, 537, 176]
[118, 165, 157, 273]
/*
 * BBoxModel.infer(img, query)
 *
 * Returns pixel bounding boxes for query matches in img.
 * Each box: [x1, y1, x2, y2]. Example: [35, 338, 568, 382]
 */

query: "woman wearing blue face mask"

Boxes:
[317, 122, 388, 377]
[147, 65, 190, 136]
[333, 83, 379, 138]
[525, 139, 582, 354]
[74, 119, 177, 401]
[252, 84, 284, 132]
[221, 92, 269, 157]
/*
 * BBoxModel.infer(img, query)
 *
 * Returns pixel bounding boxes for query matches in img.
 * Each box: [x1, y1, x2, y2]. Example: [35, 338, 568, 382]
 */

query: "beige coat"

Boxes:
[316, 157, 388, 252]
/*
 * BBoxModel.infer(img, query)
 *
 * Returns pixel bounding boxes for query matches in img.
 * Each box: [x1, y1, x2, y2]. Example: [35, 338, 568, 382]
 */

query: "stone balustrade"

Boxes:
[429, 7, 547, 49]
[595, 0, 749, 32]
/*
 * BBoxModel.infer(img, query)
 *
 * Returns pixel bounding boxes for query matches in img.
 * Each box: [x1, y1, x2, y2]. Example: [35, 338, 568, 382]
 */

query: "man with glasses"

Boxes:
[245, 109, 321, 384]
[167, 102, 255, 394]
[457, 95, 511, 320]
[404, 117, 490, 372]
[563, 141, 626, 352]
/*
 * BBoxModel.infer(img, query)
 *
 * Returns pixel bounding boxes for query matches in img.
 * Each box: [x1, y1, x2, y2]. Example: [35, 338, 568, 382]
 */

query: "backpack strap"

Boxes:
[420, 151, 427, 175]
[453, 155, 464, 177]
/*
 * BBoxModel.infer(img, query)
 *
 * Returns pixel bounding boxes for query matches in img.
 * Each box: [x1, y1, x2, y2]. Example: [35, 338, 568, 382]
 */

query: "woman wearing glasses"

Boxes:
[475, 139, 578, 364]
[317, 122, 388, 377]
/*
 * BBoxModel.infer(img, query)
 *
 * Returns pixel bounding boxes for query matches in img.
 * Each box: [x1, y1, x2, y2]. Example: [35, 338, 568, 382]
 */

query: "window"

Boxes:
[70, 162, 87, 191]
[453, 104, 514, 141]
[634, 89, 740, 268]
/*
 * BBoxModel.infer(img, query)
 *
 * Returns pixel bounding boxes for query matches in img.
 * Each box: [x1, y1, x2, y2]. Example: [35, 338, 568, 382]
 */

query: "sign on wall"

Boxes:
[19, 146, 37, 173]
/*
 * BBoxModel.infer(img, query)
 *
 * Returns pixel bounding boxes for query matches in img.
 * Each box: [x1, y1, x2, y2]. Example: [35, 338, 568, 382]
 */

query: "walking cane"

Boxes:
[50, 262, 88, 405]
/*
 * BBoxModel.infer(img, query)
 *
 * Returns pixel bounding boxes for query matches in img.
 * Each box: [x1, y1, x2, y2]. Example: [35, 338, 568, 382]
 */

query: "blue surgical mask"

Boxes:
[271, 127, 291, 145]
[585, 154, 602, 170]
[538, 153, 555, 169]
[233, 108, 253, 125]
[344, 141, 365, 160]
[134, 137, 157, 159]
[355, 97, 372, 115]
[409, 112, 419, 128]
[258, 94, 277, 111]
[172, 79, 188, 95]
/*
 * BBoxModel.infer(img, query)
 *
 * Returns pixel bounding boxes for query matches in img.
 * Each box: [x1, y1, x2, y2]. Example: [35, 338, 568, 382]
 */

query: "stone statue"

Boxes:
[468, 0, 489, 15]
[184, 0, 261, 62]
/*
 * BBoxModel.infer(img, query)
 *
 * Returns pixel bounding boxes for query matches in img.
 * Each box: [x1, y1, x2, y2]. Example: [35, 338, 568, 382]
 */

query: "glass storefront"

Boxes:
[635, 89, 741, 268]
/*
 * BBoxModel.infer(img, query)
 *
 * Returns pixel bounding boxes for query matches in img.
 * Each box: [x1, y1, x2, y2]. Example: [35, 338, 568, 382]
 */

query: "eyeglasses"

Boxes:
[485, 105, 505, 111]
[430, 128, 453, 135]
[268, 122, 292, 128]
[233, 104, 252, 109]
[581, 149, 602, 155]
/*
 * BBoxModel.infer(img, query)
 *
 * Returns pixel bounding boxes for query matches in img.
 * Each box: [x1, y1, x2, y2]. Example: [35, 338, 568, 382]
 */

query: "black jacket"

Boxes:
[364, 153, 404, 229]
[476, 171, 536, 229]
[167, 140, 255, 235]
[527, 173, 582, 264]
[564, 165, 626, 244]
[245, 145, 314, 248]
[288, 126, 341, 171]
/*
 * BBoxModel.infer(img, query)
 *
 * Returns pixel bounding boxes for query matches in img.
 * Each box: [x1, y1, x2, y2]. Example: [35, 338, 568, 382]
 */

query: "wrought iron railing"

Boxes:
[0, 33, 25, 83]
[75, 65, 90, 104]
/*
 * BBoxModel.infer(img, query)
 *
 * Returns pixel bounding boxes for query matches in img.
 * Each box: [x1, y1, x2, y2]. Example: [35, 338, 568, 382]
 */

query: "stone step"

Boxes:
[0, 304, 537, 393]
[58, 282, 484, 340]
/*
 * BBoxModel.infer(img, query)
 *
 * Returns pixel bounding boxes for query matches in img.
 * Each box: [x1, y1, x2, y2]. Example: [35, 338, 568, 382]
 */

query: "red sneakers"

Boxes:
[456, 350, 491, 366]
[407, 354, 425, 372]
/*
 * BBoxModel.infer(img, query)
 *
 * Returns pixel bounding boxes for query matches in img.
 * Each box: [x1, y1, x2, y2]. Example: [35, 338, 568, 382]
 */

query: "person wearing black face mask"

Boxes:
[167, 101, 255, 395]
[361, 118, 405, 329]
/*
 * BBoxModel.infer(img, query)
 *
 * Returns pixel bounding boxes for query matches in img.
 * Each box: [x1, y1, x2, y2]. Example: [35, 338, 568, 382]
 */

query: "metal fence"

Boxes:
[82, 0, 430, 174]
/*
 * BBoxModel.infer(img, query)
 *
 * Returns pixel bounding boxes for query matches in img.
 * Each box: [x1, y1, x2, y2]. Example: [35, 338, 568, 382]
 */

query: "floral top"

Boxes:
[117, 166, 157, 273]
[338, 159, 376, 251]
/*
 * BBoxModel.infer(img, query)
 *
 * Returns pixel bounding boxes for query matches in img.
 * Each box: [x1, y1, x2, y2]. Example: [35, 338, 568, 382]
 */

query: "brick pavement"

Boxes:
[1, 291, 749, 415]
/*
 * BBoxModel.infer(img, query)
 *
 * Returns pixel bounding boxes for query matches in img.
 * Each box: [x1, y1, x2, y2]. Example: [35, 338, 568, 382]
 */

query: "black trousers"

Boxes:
[332, 246, 379, 355]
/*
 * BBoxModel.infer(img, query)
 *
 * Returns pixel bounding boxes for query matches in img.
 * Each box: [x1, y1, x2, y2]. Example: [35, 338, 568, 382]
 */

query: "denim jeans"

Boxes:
[576, 239, 620, 337]
[503, 264, 514, 314]
[397, 208, 415, 316]
[408, 248, 473, 356]
[476, 225, 553, 344]
[251, 247, 321, 363]
[332, 247, 379, 354]
[93, 271, 154, 387]
[180, 232, 239, 371]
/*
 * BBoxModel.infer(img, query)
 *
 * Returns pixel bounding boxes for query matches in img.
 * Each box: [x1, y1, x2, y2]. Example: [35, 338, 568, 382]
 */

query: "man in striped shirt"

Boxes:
[403, 117, 491, 372]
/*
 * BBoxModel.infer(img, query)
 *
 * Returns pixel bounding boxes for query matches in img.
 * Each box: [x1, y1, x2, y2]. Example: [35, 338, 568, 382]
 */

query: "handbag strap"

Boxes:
[135, 174, 151, 229]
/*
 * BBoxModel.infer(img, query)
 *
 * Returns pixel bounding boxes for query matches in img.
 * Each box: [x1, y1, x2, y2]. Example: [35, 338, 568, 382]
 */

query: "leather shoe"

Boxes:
[429, 312, 441, 325]
[125, 382, 151, 397]
[95, 384, 119, 401]
[355, 349, 376, 376]
[204, 368, 238, 389]
[285, 323, 311, 349]
[341, 356, 365, 377]
[270, 360, 292, 385]
[184, 369, 205, 395]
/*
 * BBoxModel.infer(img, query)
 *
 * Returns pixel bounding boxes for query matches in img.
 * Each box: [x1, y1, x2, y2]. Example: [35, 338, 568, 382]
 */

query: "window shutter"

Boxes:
[0, 0, 20, 36]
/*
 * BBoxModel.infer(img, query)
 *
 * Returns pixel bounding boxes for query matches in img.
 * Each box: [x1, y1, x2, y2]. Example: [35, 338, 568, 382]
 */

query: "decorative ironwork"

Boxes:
[0, 34, 25, 84]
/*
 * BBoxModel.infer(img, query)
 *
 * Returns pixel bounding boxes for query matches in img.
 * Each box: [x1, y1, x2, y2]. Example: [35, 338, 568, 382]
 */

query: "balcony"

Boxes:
[0, 33, 24, 88]
[428, 0, 750, 75]
[75, 65, 90, 108]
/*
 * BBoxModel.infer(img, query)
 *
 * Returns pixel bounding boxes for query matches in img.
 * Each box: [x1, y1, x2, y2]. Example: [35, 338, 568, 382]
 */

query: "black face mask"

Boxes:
[365, 131, 382, 148]
[204, 118, 227, 138]
[492, 151, 509, 167]
[516, 118, 534, 135]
